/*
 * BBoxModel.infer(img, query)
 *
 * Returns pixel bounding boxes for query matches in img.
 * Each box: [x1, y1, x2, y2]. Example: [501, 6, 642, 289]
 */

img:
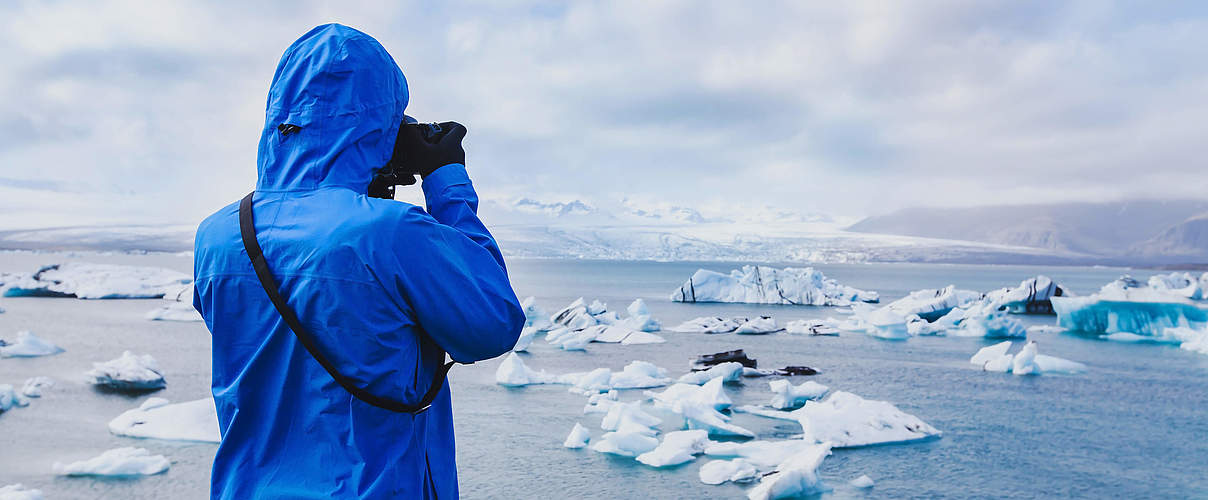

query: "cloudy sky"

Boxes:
[1, 1, 1206, 229]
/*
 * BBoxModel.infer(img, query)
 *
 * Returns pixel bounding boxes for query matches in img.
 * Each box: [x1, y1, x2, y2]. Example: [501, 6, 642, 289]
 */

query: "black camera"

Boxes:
[368, 122, 452, 199]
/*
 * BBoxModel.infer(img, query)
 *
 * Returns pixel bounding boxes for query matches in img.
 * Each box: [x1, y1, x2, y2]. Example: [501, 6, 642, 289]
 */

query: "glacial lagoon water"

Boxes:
[1, 252, 1206, 498]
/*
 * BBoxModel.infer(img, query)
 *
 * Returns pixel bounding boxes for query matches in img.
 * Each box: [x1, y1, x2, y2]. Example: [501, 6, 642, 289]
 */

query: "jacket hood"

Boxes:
[256, 24, 408, 192]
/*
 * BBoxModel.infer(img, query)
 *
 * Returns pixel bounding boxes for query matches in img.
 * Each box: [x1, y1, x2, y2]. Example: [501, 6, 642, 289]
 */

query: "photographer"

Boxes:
[192, 24, 525, 499]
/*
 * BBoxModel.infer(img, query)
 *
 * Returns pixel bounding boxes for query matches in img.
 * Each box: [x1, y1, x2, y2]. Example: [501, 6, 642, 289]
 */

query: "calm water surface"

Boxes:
[1, 252, 1205, 499]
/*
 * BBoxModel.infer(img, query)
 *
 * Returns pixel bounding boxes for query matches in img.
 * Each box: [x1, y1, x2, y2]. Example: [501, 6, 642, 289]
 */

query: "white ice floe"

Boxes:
[969, 340, 1087, 375]
[677, 362, 744, 385]
[583, 390, 619, 414]
[848, 278, 1068, 339]
[563, 423, 591, 448]
[784, 320, 839, 336]
[670, 316, 745, 334]
[849, 475, 875, 489]
[545, 298, 665, 349]
[674, 400, 755, 438]
[671, 266, 879, 306]
[52, 447, 169, 477]
[734, 316, 781, 334]
[618, 299, 662, 332]
[699, 458, 760, 485]
[0, 331, 64, 358]
[1, 384, 28, 413]
[646, 377, 732, 411]
[145, 283, 201, 322]
[0, 484, 42, 500]
[848, 304, 912, 340]
[636, 429, 712, 467]
[86, 351, 166, 391]
[886, 285, 982, 322]
[2, 263, 190, 299]
[769, 380, 828, 410]
[738, 392, 941, 448]
[495, 353, 670, 392]
[108, 397, 220, 443]
[592, 402, 662, 457]
[21, 377, 54, 398]
[983, 275, 1068, 314]
[704, 439, 818, 468]
[590, 430, 660, 457]
[746, 443, 832, 500]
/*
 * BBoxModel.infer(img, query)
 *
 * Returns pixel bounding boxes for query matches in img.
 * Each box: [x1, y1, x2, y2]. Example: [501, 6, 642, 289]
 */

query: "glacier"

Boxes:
[1, 263, 190, 299]
[52, 447, 169, 477]
[670, 266, 878, 306]
[107, 397, 220, 443]
[86, 351, 167, 392]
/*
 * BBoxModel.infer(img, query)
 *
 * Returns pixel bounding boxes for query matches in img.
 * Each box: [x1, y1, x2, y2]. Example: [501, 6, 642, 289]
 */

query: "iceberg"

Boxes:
[1147, 272, 1205, 301]
[52, 447, 169, 477]
[1, 384, 28, 413]
[86, 351, 167, 392]
[21, 377, 54, 398]
[671, 317, 744, 334]
[671, 266, 878, 306]
[886, 285, 982, 322]
[495, 354, 670, 392]
[605, 361, 672, 390]
[0, 331, 63, 358]
[768, 380, 828, 410]
[849, 474, 875, 489]
[674, 400, 755, 438]
[583, 390, 619, 414]
[0, 484, 42, 500]
[734, 316, 781, 335]
[563, 423, 591, 448]
[545, 298, 664, 349]
[1051, 276, 1208, 338]
[145, 283, 202, 322]
[617, 299, 662, 332]
[495, 353, 561, 387]
[969, 341, 1086, 375]
[601, 401, 662, 432]
[513, 296, 554, 352]
[704, 439, 818, 468]
[636, 429, 712, 467]
[784, 320, 839, 336]
[646, 377, 732, 411]
[1164, 326, 1208, 355]
[746, 443, 832, 500]
[793, 392, 940, 447]
[983, 275, 1068, 314]
[108, 397, 220, 443]
[2, 263, 190, 299]
[848, 304, 911, 339]
[590, 430, 660, 457]
[699, 458, 759, 485]
[677, 362, 744, 385]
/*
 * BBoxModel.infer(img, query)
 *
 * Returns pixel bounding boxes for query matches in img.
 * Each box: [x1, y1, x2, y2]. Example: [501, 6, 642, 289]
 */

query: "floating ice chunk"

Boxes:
[601, 401, 662, 432]
[2, 263, 190, 299]
[145, 283, 201, 322]
[21, 377, 54, 398]
[982, 354, 1014, 372]
[674, 401, 755, 438]
[699, 458, 760, 485]
[769, 380, 828, 410]
[53, 447, 169, 477]
[734, 316, 780, 334]
[793, 392, 941, 447]
[704, 439, 816, 467]
[608, 361, 672, 390]
[671, 266, 878, 306]
[0, 484, 42, 500]
[887, 285, 981, 322]
[590, 430, 659, 457]
[621, 330, 666, 344]
[1034, 354, 1088, 374]
[849, 304, 910, 340]
[746, 443, 832, 500]
[1170, 326, 1208, 354]
[636, 429, 712, 467]
[646, 377, 732, 411]
[0, 331, 64, 358]
[849, 474, 875, 489]
[581, 324, 665, 345]
[583, 390, 619, 414]
[108, 397, 220, 443]
[1052, 295, 1207, 337]
[618, 299, 662, 332]
[512, 326, 538, 352]
[1, 384, 28, 412]
[954, 308, 1027, 339]
[671, 316, 744, 333]
[784, 320, 839, 336]
[551, 298, 599, 330]
[495, 353, 560, 387]
[678, 362, 744, 385]
[983, 276, 1067, 314]
[521, 296, 554, 331]
[970, 341, 1013, 367]
[87, 351, 166, 392]
[563, 423, 591, 448]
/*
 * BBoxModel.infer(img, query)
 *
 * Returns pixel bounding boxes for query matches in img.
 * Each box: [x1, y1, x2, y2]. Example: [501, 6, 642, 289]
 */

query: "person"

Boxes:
[193, 24, 525, 499]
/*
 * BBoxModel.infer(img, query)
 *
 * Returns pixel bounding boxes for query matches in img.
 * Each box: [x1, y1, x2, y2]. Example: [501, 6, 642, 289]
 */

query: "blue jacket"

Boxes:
[193, 24, 524, 499]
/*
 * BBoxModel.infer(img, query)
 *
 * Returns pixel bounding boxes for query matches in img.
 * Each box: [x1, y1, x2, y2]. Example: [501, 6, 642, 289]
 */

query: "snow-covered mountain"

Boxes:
[1130, 213, 1208, 262]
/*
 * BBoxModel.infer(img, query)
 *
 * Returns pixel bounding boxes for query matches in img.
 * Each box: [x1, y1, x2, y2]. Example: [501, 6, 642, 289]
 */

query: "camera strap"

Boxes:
[239, 192, 455, 414]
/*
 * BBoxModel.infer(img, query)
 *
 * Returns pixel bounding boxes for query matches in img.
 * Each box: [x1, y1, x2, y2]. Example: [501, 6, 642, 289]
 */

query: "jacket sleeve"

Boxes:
[382, 164, 525, 363]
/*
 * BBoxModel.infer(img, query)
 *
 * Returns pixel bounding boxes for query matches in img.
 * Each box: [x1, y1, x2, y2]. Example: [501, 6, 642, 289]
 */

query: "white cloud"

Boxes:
[1, 0, 1206, 229]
